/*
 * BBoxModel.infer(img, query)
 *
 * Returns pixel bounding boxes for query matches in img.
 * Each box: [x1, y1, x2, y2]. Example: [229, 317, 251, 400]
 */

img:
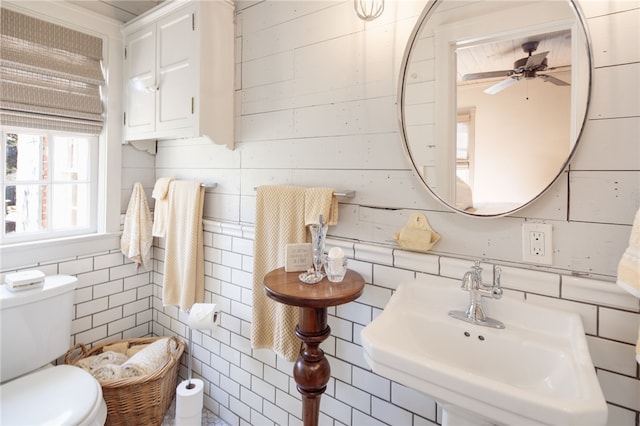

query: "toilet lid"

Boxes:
[1, 365, 102, 425]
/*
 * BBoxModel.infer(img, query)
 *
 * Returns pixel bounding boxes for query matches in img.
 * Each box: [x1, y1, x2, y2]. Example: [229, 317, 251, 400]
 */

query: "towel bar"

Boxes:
[253, 187, 355, 198]
[335, 190, 355, 198]
[201, 183, 217, 191]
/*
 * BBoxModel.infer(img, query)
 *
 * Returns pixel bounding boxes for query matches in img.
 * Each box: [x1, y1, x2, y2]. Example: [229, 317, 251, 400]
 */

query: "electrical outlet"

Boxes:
[522, 223, 553, 265]
[530, 231, 545, 256]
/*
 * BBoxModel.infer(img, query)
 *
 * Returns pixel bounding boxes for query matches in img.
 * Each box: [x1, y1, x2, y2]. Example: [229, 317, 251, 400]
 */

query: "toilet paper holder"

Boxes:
[185, 304, 219, 388]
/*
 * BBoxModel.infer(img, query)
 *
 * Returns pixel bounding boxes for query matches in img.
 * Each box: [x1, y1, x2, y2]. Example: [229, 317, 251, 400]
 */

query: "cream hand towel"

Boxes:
[120, 182, 153, 271]
[91, 351, 129, 369]
[92, 364, 122, 382]
[616, 206, 640, 364]
[162, 181, 205, 311]
[74, 351, 128, 374]
[152, 177, 174, 237]
[304, 187, 338, 226]
[120, 337, 176, 377]
[617, 207, 640, 298]
[251, 185, 308, 362]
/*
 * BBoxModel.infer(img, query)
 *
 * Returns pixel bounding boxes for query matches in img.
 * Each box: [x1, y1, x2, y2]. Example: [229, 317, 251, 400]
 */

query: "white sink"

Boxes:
[361, 276, 607, 426]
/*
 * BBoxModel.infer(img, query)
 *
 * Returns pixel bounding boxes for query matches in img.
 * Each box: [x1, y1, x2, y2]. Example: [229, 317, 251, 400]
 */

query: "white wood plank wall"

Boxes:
[151, 0, 640, 278]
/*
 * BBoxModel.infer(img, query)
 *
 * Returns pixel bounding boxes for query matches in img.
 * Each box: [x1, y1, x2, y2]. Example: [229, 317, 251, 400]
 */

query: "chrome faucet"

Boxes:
[449, 261, 505, 329]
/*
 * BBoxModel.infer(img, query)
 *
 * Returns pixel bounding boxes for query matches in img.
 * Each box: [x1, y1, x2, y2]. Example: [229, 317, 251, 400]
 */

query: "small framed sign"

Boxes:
[285, 243, 313, 272]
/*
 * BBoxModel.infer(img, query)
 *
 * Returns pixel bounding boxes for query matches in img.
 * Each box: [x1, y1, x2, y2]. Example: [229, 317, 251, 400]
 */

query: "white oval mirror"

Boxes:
[399, 0, 592, 217]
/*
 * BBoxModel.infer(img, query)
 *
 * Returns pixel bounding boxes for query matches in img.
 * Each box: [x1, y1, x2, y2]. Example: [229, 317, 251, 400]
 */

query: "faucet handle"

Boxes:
[492, 267, 503, 299]
[472, 261, 483, 283]
[461, 271, 473, 289]
[494, 266, 502, 287]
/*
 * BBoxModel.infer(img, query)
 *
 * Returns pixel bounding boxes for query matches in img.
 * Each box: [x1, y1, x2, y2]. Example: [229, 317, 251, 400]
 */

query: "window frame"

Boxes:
[1, 127, 99, 244]
[456, 109, 476, 188]
[0, 1, 123, 271]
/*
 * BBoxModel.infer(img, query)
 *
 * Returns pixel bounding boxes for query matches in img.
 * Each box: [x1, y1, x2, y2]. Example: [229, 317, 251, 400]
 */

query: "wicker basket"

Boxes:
[65, 336, 185, 426]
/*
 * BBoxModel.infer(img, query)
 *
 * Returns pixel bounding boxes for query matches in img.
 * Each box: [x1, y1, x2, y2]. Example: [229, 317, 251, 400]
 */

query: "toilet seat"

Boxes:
[0, 365, 107, 425]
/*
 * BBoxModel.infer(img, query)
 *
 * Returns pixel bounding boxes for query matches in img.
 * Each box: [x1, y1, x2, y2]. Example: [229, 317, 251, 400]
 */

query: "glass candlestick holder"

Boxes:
[299, 219, 328, 284]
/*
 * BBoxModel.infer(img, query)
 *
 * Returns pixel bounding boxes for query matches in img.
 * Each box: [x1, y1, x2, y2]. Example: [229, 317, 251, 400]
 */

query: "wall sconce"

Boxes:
[354, 0, 384, 21]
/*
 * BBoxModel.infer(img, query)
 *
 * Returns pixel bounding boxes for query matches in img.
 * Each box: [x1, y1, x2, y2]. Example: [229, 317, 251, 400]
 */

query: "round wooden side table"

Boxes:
[263, 267, 365, 426]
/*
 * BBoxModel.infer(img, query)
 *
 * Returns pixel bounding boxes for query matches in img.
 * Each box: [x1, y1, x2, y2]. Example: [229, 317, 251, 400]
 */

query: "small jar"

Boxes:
[325, 256, 348, 283]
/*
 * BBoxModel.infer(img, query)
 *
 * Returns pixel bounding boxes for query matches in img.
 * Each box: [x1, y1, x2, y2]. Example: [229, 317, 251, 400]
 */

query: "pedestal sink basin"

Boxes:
[361, 276, 607, 426]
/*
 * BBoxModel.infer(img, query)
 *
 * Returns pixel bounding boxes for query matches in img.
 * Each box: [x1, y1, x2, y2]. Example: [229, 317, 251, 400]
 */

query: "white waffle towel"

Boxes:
[121, 182, 153, 271]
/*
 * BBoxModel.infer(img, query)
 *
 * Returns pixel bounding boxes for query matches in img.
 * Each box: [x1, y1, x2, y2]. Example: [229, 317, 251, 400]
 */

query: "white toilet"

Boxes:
[0, 274, 108, 425]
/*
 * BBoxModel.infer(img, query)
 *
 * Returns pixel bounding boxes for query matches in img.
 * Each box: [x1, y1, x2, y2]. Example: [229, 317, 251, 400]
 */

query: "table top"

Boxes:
[263, 267, 365, 308]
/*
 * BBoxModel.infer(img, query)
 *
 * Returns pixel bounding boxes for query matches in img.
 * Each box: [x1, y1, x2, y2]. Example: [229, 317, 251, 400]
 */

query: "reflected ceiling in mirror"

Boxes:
[399, 0, 591, 217]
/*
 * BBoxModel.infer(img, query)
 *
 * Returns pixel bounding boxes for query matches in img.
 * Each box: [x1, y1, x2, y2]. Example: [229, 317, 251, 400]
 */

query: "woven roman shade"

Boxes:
[0, 8, 105, 134]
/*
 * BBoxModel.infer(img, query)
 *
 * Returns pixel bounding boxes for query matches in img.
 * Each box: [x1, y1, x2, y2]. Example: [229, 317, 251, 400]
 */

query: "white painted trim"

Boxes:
[0, 232, 121, 271]
[121, 0, 233, 35]
[394, 250, 439, 275]
[200, 219, 628, 311]
[500, 265, 560, 297]
[129, 140, 157, 155]
[219, 222, 243, 238]
[325, 237, 356, 259]
[2, 1, 124, 34]
[122, 0, 192, 34]
[353, 243, 394, 266]
[563, 275, 639, 311]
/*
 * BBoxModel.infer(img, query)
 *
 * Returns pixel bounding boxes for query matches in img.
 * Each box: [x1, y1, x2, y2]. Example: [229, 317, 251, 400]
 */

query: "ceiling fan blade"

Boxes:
[538, 74, 570, 86]
[524, 51, 549, 70]
[484, 76, 520, 95]
[546, 65, 571, 71]
[462, 70, 511, 81]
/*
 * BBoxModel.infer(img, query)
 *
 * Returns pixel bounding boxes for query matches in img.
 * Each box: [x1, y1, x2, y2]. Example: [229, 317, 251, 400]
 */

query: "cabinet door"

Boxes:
[125, 26, 156, 136]
[156, 6, 197, 133]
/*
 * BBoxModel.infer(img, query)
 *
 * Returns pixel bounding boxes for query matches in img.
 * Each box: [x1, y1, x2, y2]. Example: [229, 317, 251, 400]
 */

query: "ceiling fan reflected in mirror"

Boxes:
[463, 41, 570, 95]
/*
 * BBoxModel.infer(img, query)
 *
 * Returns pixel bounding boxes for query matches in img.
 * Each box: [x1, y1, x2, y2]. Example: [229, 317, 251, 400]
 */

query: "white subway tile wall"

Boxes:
[2, 221, 638, 424]
[147, 222, 634, 426]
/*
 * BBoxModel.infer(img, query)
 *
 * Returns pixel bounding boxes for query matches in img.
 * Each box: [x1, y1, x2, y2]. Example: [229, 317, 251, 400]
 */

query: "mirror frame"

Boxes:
[398, 0, 593, 217]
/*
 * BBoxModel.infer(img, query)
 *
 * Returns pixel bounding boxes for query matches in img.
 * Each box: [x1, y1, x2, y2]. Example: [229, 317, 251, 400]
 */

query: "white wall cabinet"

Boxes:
[122, 0, 234, 149]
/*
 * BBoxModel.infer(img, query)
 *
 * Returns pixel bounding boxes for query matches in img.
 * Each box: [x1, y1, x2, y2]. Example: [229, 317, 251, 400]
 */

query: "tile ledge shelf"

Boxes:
[198, 219, 632, 309]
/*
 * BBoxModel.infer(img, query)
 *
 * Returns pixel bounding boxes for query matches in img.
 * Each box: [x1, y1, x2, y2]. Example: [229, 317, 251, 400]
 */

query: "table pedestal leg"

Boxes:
[293, 307, 331, 426]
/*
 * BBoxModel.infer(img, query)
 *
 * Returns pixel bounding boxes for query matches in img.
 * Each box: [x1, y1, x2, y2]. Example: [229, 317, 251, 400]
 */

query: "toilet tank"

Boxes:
[0, 275, 77, 383]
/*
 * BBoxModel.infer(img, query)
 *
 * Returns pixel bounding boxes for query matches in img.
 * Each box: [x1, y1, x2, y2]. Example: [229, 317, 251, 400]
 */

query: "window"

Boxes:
[1, 7, 104, 245]
[0, 3, 122, 270]
[2, 129, 97, 243]
[456, 110, 475, 187]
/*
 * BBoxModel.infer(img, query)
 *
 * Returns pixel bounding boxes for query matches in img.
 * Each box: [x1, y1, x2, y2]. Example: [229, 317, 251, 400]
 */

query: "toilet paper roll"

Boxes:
[187, 303, 218, 331]
[175, 379, 204, 426]
[176, 414, 201, 426]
